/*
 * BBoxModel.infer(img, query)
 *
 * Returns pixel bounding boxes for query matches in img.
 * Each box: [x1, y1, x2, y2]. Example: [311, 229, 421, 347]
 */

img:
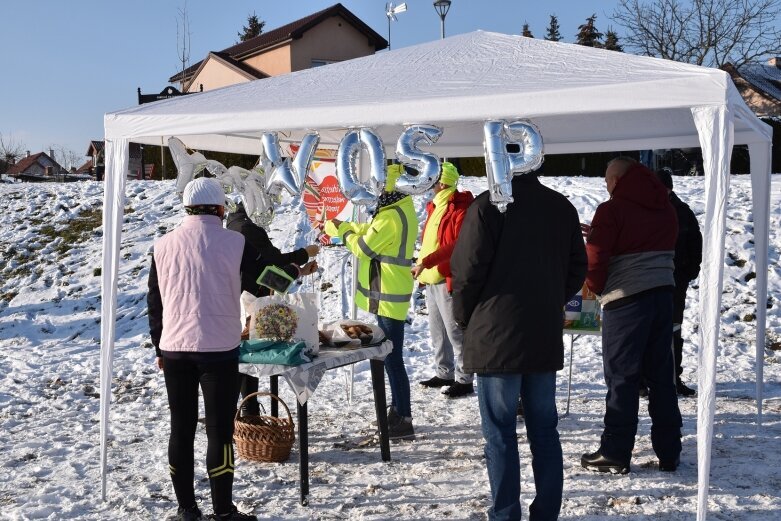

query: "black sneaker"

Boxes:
[172, 505, 202, 521]
[419, 376, 455, 388]
[638, 385, 649, 398]
[442, 382, 474, 398]
[388, 415, 415, 441]
[676, 379, 696, 397]
[581, 451, 630, 474]
[207, 505, 257, 520]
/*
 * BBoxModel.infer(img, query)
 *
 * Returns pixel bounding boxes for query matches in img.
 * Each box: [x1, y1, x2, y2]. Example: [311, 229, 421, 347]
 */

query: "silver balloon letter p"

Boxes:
[483, 120, 544, 213]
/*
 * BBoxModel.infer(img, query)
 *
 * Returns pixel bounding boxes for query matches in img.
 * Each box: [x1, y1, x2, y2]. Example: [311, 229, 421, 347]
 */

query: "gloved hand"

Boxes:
[324, 219, 342, 237]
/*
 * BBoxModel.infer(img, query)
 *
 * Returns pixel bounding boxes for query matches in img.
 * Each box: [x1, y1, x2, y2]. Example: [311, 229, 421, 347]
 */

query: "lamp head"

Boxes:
[433, 0, 451, 18]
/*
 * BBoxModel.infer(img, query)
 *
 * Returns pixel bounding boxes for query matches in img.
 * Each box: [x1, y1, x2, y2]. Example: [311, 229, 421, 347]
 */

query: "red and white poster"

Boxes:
[288, 145, 354, 228]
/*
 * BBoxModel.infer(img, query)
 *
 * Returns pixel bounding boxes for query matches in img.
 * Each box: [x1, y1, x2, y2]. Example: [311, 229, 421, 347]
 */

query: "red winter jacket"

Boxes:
[419, 190, 474, 292]
[585, 163, 677, 306]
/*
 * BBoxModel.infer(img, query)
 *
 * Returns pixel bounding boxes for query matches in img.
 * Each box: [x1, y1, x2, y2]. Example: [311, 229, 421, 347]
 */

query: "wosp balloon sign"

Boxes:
[169, 119, 543, 215]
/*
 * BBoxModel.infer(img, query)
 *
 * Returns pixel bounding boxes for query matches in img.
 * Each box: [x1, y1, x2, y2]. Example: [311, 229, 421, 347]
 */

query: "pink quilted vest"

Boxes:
[153, 215, 244, 353]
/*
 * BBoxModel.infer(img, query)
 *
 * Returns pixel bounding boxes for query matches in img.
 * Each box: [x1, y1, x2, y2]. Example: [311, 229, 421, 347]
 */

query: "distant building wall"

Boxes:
[187, 59, 253, 92]
[291, 15, 375, 71]
[243, 45, 292, 77]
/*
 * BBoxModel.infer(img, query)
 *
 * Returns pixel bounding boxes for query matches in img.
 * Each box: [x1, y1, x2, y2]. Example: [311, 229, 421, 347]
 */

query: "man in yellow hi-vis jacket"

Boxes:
[325, 164, 418, 440]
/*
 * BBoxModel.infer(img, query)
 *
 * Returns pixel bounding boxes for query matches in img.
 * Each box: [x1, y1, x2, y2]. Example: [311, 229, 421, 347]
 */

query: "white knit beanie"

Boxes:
[182, 177, 225, 206]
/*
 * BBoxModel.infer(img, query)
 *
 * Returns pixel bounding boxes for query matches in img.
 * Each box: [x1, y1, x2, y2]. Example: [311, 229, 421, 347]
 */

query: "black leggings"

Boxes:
[163, 355, 239, 514]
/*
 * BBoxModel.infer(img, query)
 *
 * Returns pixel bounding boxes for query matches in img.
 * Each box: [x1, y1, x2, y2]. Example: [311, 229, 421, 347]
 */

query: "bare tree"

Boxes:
[48, 145, 83, 171]
[611, 0, 781, 67]
[176, 0, 192, 90]
[0, 133, 26, 172]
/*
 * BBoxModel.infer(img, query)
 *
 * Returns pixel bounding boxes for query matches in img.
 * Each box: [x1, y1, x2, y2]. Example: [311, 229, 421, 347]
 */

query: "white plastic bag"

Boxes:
[249, 292, 319, 356]
[319, 319, 385, 348]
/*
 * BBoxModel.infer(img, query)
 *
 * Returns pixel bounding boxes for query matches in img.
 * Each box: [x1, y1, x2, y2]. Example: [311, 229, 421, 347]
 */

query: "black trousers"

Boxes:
[599, 288, 682, 462]
[672, 282, 689, 379]
[163, 354, 239, 514]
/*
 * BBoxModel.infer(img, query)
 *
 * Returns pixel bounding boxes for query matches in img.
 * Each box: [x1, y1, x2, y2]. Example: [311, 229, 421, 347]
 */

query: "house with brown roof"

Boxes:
[723, 58, 781, 118]
[170, 3, 387, 92]
[86, 140, 143, 181]
[5, 151, 67, 182]
[722, 57, 781, 171]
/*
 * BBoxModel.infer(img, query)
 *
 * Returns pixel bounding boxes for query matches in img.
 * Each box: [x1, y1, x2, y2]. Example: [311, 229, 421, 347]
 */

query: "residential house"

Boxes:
[5, 151, 67, 182]
[86, 140, 142, 180]
[723, 58, 781, 171]
[170, 3, 387, 93]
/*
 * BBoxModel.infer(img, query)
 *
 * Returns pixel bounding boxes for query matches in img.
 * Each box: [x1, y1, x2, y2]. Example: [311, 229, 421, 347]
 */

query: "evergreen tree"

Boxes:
[603, 28, 623, 52]
[575, 14, 603, 47]
[522, 22, 534, 38]
[544, 14, 562, 41]
[238, 12, 265, 42]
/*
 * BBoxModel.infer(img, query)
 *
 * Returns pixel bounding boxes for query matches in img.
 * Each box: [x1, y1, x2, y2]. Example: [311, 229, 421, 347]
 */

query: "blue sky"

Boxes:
[2, 1, 621, 163]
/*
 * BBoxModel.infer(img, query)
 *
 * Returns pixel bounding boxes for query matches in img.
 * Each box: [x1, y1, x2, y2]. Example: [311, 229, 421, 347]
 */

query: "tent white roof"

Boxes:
[101, 31, 772, 521]
[105, 31, 770, 155]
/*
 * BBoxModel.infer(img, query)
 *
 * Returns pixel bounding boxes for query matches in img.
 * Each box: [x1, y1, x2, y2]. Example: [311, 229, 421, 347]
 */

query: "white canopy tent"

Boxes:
[101, 31, 772, 520]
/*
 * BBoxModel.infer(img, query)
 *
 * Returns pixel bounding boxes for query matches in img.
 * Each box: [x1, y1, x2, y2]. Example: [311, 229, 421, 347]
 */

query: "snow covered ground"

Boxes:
[0, 174, 780, 520]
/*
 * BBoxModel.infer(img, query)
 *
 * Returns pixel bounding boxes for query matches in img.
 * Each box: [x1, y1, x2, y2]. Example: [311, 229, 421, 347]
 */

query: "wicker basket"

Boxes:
[234, 391, 295, 462]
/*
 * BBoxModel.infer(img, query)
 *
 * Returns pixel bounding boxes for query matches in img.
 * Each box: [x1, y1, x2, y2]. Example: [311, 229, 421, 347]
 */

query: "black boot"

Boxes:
[442, 382, 474, 398]
[581, 451, 630, 474]
[419, 376, 455, 388]
[172, 505, 202, 521]
[676, 379, 695, 397]
[207, 505, 257, 520]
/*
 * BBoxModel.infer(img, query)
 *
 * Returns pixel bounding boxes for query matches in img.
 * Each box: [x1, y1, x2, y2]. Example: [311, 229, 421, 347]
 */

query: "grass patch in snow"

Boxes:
[39, 207, 103, 255]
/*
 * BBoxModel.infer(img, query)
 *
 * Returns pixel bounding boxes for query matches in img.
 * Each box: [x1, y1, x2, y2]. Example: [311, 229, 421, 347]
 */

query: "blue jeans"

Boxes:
[600, 288, 682, 462]
[477, 373, 562, 521]
[376, 315, 412, 418]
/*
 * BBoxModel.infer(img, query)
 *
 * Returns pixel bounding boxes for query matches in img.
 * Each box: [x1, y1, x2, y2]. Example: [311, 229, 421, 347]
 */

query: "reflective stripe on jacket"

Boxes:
[335, 196, 417, 320]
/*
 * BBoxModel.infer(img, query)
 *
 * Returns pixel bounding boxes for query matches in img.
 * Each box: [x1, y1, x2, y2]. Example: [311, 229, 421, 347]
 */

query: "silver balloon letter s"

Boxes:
[394, 124, 442, 195]
[335, 128, 387, 206]
[483, 120, 544, 213]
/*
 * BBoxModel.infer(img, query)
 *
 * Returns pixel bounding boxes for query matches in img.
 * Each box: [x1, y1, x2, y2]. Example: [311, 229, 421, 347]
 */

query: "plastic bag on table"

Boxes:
[319, 319, 385, 348]
[248, 292, 319, 356]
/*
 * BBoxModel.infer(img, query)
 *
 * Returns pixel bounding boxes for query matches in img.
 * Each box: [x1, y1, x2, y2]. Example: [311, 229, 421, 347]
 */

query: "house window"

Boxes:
[311, 59, 338, 68]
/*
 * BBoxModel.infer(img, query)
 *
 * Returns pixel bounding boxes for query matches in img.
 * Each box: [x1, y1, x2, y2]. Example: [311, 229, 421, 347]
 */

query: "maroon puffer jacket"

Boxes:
[585, 163, 677, 303]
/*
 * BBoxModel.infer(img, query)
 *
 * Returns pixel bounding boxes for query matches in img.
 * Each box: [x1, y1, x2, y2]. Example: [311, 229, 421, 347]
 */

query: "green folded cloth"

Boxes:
[239, 339, 310, 365]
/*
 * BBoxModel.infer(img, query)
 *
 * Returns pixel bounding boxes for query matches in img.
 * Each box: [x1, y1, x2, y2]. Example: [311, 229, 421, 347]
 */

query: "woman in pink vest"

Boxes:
[147, 177, 256, 521]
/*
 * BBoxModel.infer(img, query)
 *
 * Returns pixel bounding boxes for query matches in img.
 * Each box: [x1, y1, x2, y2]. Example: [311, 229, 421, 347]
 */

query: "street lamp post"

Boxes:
[433, 0, 451, 39]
